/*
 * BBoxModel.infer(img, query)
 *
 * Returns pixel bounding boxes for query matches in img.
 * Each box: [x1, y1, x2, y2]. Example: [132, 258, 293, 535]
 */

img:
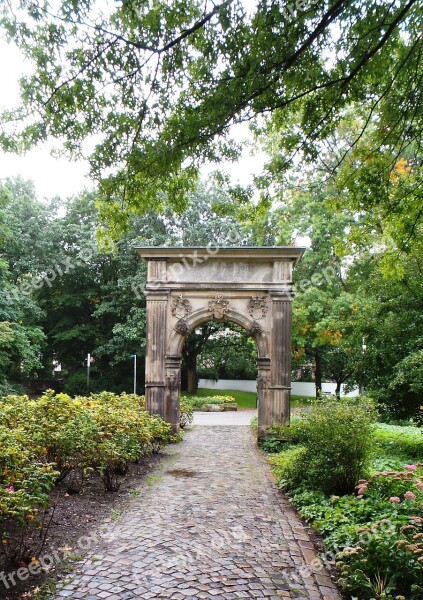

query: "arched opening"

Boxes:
[164, 307, 271, 435]
[167, 306, 270, 359]
[182, 320, 257, 395]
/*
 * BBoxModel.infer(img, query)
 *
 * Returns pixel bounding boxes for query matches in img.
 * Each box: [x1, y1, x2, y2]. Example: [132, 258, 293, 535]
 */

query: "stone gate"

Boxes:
[136, 247, 304, 438]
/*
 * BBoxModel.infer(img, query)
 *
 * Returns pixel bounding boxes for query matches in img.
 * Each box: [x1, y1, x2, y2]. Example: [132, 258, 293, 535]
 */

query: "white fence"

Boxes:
[198, 379, 359, 397]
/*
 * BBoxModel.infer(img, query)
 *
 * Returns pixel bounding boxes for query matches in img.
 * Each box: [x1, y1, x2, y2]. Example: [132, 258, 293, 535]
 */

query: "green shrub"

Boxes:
[259, 437, 286, 453]
[336, 526, 423, 600]
[334, 466, 423, 599]
[267, 401, 423, 600]
[267, 416, 306, 444]
[272, 396, 378, 495]
[0, 380, 25, 398]
[0, 424, 58, 563]
[63, 371, 91, 396]
[0, 390, 178, 559]
[180, 396, 194, 428]
[268, 446, 308, 489]
[188, 395, 236, 408]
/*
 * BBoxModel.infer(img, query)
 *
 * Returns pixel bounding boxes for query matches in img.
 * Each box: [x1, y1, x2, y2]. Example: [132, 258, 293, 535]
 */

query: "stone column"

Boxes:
[145, 259, 168, 418]
[269, 291, 293, 428]
[256, 357, 271, 439]
[164, 355, 182, 433]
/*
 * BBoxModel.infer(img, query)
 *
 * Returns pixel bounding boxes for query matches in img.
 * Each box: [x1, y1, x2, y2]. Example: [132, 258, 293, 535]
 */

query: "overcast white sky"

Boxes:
[0, 35, 266, 202]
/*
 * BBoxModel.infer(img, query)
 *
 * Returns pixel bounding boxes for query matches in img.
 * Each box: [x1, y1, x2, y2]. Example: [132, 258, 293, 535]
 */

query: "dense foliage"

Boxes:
[248, 116, 423, 419]
[0, 178, 248, 394]
[196, 324, 256, 382]
[1, 1, 421, 232]
[270, 397, 377, 495]
[266, 402, 423, 599]
[0, 391, 177, 563]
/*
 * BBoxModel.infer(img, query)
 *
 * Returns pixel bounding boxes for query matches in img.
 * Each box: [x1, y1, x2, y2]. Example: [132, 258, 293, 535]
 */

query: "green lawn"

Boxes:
[184, 388, 314, 410]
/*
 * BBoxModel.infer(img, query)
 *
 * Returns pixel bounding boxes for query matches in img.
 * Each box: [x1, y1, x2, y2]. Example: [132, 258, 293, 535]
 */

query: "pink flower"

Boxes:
[389, 496, 401, 503]
[7, 486, 14, 493]
[404, 491, 416, 501]
[416, 482, 423, 491]
[405, 464, 417, 471]
[411, 516, 423, 523]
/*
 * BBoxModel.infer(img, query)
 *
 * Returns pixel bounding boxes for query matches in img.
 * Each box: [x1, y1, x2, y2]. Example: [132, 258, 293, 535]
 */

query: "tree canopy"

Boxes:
[1, 0, 421, 230]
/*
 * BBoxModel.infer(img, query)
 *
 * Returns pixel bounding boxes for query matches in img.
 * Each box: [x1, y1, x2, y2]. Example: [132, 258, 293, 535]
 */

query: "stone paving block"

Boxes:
[53, 426, 341, 600]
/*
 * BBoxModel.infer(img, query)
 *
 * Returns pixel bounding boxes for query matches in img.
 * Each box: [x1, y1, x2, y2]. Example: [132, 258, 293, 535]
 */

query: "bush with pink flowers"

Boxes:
[267, 401, 423, 599]
[278, 464, 423, 599]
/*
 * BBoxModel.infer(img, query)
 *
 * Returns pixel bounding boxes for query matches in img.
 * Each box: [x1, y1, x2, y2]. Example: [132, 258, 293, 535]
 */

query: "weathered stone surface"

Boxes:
[54, 425, 340, 600]
[136, 247, 305, 437]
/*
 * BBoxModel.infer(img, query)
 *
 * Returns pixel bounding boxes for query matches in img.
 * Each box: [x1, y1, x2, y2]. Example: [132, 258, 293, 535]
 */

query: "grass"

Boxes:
[371, 422, 423, 470]
[184, 388, 314, 410]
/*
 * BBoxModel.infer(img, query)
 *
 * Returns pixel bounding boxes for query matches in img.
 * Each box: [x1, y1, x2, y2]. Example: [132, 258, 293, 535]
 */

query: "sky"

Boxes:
[0, 35, 266, 202]
[0, 40, 93, 199]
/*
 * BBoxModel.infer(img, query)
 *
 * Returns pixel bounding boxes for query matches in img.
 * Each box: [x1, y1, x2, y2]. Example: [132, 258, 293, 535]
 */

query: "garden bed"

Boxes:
[193, 402, 237, 412]
[0, 454, 163, 600]
[260, 398, 423, 600]
[184, 394, 238, 412]
[0, 391, 182, 599]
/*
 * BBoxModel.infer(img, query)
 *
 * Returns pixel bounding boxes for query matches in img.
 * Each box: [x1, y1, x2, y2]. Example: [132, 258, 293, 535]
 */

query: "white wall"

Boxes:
[198, 379, 359, 397]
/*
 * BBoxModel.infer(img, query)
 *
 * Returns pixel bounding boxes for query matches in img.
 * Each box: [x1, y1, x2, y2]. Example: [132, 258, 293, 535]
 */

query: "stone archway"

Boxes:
[135, 247, 304, 438]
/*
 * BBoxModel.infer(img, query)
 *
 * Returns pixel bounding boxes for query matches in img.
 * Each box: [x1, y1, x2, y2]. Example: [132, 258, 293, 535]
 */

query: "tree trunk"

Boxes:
[186, 355, 198, 394]
[335, 380, 342, 398]
[314, 352, 322, 398]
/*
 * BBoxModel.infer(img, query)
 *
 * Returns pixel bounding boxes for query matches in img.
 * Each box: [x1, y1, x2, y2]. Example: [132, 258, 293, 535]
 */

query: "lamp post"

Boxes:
[359, 338, 367, 394]
[87, 353, 91, 392]
[129, 354, 137, 394]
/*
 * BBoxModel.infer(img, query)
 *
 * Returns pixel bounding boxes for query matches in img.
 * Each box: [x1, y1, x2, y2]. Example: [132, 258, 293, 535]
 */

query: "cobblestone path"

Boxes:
[56, 426, 341, 599]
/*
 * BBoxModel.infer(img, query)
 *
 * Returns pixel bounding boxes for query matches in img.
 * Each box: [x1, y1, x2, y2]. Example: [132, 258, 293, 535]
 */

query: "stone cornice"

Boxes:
[135, 246, 305, 265]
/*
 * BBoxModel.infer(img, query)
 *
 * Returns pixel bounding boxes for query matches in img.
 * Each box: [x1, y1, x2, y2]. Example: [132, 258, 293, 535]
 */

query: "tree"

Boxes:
[32, 190, 151, 392]
[1, 1, 421, 231]
[0, 176, 252, 394]
[183, 323, 219, 394]
[197, 323, 257, 382]
[344, 238, 423, 420]
[241, 105, 422, 414]
[0, 180, 46, 387]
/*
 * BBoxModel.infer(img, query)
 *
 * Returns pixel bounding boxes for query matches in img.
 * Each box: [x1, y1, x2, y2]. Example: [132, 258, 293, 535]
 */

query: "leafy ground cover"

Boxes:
[0, 391, 180, 566]
[185, 394, 236, 410]
[190, 388, 314, 410]
[262, 398, 423, 600]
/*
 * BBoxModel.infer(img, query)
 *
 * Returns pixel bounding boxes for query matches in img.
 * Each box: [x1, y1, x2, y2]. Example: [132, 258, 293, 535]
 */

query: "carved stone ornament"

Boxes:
[208, 294, 229, 320]
[166, 373, 180, 391]
[248, 321, 263, 336]
[174, 318, 192, 336]
[171, 294, 192, 319]
[257, 374, 270, 392]
[248, 295, 268, 320]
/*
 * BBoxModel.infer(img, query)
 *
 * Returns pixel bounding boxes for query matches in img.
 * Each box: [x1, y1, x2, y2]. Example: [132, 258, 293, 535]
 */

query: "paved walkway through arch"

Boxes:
[56, 424, 341, 600]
